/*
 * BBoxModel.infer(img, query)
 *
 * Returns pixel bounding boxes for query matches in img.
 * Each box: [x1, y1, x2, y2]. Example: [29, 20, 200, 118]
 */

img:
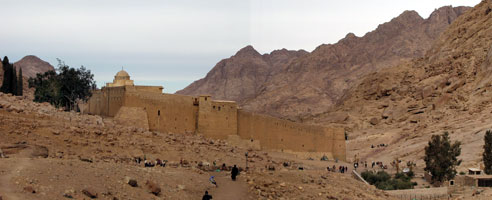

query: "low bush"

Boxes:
[361, 171, 415, 190]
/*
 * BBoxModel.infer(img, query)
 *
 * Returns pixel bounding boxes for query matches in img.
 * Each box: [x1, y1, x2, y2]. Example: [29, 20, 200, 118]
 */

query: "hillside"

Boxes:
[308, 0, 492, 172]
[14, 55, 55, 78]
[178, 6, 469, 121]
[176, 46, 307, 103]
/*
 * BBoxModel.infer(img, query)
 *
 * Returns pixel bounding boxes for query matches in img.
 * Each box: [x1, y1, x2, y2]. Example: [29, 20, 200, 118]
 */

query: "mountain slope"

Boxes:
[14, 55, 55, 78]
[178, 6, 469, 121]
[243, 6, 470, 120]
[176, 46, 307, 103]
[310, 0, 492, 171]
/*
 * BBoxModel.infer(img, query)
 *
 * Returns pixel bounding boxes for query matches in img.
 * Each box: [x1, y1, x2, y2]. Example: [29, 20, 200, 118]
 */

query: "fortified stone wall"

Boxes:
[87, 86, 125, 117]
[86, 77, 346, 160]
[237, 110, 346, 161]
[197, 96, 238, 139]
[123, 91, 197, 133]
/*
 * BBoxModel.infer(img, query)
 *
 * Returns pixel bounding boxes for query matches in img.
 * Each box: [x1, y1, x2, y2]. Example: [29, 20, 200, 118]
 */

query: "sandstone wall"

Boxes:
[132, 85, 163, 93]
[237, 110, 346, 161]
[114, 106, 150, 130]
[123, 91, 197, 133]
[87, 87, 125, 117]
[197, 96, 238, 139]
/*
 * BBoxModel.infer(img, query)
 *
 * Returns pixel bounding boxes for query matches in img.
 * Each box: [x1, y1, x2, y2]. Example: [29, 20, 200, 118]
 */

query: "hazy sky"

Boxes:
[0, 0, 481, 93]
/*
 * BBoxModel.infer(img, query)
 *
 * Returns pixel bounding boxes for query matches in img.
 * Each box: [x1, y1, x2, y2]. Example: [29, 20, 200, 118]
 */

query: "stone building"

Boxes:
[87, 70, 346, 161]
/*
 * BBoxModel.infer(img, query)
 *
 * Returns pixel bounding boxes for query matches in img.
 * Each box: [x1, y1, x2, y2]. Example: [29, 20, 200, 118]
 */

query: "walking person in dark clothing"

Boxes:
[202, 191, 212, 200]
[231, 165, 239, 181]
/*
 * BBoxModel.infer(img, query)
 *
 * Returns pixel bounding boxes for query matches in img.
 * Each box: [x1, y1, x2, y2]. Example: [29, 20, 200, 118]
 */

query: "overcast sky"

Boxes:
[0, 0, 481, 93]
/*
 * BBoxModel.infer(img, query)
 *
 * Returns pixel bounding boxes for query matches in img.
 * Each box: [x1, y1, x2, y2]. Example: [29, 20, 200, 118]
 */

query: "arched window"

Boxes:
[158, 110, 160, 116]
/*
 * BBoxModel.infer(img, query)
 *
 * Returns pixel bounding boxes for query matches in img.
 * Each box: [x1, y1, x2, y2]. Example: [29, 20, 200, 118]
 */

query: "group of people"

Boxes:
[371, 144, 388, 148]
[371, 161, 387, 169]
[134, 157, 167, 168]
[327, 165, 349, 173]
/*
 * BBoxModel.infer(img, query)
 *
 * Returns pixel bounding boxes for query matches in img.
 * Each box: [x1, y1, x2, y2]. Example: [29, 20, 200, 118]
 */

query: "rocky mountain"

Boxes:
[14, 55, 55, 78]
[309, 0, 492, 171]
[178, 6, 469, 120]
[176, 46, 308, 103]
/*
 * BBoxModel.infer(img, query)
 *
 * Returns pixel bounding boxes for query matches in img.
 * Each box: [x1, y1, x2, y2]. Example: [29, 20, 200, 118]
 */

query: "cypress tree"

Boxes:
[484, 130, 492, 174]
[11, 66, 17, 95]
[1, 56, 12, 93]
[17, 67, 23, 96]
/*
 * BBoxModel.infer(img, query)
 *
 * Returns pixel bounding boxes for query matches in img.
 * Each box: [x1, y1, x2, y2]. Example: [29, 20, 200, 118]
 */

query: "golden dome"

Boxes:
[115, 70, 130, 77]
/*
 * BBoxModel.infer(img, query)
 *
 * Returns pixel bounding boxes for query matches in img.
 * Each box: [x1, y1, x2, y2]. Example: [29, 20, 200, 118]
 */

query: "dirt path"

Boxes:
[208, 172, 252, 200]
[0, 157, 32, 200]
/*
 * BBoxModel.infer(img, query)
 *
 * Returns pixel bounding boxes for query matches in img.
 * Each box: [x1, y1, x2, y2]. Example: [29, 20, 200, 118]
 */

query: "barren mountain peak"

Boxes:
[235, 45, 260, 57]
[14, 55, 55, 78]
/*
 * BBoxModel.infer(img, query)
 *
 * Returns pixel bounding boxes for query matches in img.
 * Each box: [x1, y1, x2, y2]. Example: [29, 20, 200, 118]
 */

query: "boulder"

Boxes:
[63, 189, 75, 198]
[82, 188, 98, 199]
[23, 186, 36, 193]
[145, 180, 161, 196]
[128, 179, 138, 187]
[369, 117, 379, 125]
[31, 145, 49, 158]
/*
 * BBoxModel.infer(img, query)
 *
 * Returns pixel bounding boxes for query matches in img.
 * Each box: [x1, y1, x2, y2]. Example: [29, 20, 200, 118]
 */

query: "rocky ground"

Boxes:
[0, 93, 392, 200]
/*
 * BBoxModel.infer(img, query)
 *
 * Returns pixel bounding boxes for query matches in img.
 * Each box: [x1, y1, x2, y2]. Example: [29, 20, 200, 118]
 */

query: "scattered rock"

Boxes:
[23, 186, 36, 193]
[369, 117, 379, 125]
[31, 145, 49, 158]
[82, 188, 98, 199]
[63, 189, 75, 198]
[145, 180, 161, 196]
[128, 179, 138, 187]
[177, 184, 185, 190]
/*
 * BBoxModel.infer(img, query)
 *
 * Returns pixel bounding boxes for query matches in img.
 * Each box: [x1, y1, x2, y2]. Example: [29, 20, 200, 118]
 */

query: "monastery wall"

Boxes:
[123, 91, 197, 133]
[86, 70, 345, 159]
[87, 87, 125, 117]
[197, 96, 238, 140]
[237, 110, 346, 161]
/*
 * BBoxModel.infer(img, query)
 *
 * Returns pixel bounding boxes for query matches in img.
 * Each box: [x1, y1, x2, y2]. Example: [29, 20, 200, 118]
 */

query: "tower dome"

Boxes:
[115, 70, 130, 80]
[106, 69, 134, 87]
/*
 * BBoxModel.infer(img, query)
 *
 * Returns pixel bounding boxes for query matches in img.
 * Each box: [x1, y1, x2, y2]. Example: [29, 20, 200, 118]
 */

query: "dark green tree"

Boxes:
[424, 132, 462, 184]
[11, 66, 17, 95]
[1, 56, 13, 94]
[28, 59, 95, 111]
[483, 130, 492, 174]
[17, 67, 23, 96]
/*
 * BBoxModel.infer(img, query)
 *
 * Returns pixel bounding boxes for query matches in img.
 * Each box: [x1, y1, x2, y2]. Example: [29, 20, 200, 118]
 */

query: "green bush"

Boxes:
[361, 171, 414, 190]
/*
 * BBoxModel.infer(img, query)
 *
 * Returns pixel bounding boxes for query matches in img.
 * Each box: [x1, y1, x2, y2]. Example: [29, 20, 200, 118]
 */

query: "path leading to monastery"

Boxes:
[207, 171, 252, 200]
[0, 153, 32, 200]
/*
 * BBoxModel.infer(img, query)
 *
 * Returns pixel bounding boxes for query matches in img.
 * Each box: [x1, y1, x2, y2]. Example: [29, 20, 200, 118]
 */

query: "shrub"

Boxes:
[362, 170, 414, 190]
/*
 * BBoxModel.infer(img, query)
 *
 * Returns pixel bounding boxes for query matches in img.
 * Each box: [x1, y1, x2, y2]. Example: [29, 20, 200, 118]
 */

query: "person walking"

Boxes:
[231, 165, 239, 181]
[202, 191, 213, 200]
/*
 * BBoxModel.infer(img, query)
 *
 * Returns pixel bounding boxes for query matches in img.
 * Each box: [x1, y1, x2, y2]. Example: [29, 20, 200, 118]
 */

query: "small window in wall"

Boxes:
[158, 110, 160, 116]
[213, 106, 216, 109]
[205, 97, 208, 101]
[302, 144, 305, 147]
[218, 106, 221, 111]
[450, 180, 454, 186]
[281, 139, 283, 142]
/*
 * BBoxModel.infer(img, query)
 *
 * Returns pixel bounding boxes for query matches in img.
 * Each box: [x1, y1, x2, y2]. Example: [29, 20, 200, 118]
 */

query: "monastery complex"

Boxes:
[86, 70, 346, 161]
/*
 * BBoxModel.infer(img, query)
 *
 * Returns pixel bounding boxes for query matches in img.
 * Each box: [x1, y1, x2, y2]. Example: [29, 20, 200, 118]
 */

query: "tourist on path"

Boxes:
[231, 165, 239, 181]
[202, 191, 213, 200]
